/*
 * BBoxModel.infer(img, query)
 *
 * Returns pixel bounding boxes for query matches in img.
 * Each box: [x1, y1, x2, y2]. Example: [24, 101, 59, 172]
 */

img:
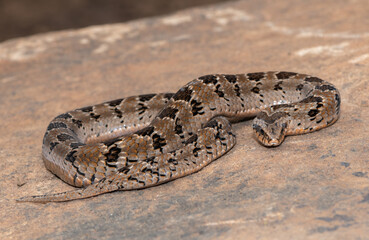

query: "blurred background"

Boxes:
[0, 0, 235, 42]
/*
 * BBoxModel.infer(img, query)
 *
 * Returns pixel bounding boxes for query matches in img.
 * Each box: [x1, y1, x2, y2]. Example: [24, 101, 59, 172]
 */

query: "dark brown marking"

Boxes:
[247, 72, 265, 81]
[335, 93, 341, 111]
[70, 142, 85, 149]
[296, 84, 304, 91]
[137, 103, 148, 115]
[205, 119, 220, 129]
[72, 119, 83, 128]
[65, 150, 77, 163]
[168, 158, 179, 165]
[272, 104, 294, 111]
[79, 106, 93, 112]
[174, 119, 183, 135]
[143, 156, 156, 165]
[136, 126, 155, 136]
[173, 86, 193, 102]
[108, 99, 123, 107]
[49, 142, 59, 151]
[199, 75, 218, 85]
[114, 108, 123, 118]
[308, 109, 319, 117]
[274, 81, 283, 91]
[152, 133, 166, 150]
[47, 122, 67, 131]
[251, 87, 260, 94]
[192, 147, 201, 157]
[164, 93, 174, 100]
[315, 85, 336, 91]
[276, 72, 297, 79]
[234, 84, 241, 97]
[105, 146, 121, 162]
[301, 96, 323, 103]
[139, 94, 156, 102]
[73, 173, 78, 185]
[90, 113, 101, 120]
[75, 167, 86, 176]
[127, 157, 138, 163]
[56, 113, 72, 119]
[90, 175, 96, 183]
[118, 166, 131, 174]
[157, 107, 179, 119]
[214, 84, 225, 98]
[57, 133, 75, 142]
[224, 75, 237, 83]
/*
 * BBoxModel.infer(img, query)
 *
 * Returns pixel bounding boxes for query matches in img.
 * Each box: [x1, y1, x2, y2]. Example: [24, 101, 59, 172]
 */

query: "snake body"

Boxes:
[18, 72, 340, 202]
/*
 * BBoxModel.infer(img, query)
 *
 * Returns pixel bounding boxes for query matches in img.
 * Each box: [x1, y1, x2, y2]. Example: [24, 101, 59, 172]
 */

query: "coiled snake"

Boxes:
[18, 71, 340, 202]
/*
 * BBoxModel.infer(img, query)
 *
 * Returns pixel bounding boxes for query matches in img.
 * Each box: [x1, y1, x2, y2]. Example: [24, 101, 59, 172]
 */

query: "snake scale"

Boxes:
[18, 71, 340, 202]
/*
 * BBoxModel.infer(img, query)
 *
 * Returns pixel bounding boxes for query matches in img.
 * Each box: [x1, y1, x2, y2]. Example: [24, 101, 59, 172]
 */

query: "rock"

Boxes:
[1, 0, 368, 239]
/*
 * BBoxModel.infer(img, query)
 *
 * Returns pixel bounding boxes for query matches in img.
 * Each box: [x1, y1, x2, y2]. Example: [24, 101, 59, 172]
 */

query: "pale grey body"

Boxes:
[18, 72, 340, 202]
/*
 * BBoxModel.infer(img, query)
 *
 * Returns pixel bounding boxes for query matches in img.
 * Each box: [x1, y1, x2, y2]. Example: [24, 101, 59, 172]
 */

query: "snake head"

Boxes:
[252, 112, 289, 147]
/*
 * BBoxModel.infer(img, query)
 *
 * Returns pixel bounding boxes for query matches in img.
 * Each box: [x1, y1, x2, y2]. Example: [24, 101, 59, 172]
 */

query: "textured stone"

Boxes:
[1, 0, 369, 239]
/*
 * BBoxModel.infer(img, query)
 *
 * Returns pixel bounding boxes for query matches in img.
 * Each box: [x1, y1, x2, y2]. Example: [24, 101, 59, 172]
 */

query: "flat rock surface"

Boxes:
[1, 0, 368, 239]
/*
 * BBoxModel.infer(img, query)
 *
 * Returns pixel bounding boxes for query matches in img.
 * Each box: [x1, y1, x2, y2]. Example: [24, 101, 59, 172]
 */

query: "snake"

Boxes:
[17, 71, 340, 202]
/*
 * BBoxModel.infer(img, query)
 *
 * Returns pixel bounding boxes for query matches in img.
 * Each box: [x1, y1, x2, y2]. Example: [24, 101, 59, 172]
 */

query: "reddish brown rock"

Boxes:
[1, 0, 368, 239]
